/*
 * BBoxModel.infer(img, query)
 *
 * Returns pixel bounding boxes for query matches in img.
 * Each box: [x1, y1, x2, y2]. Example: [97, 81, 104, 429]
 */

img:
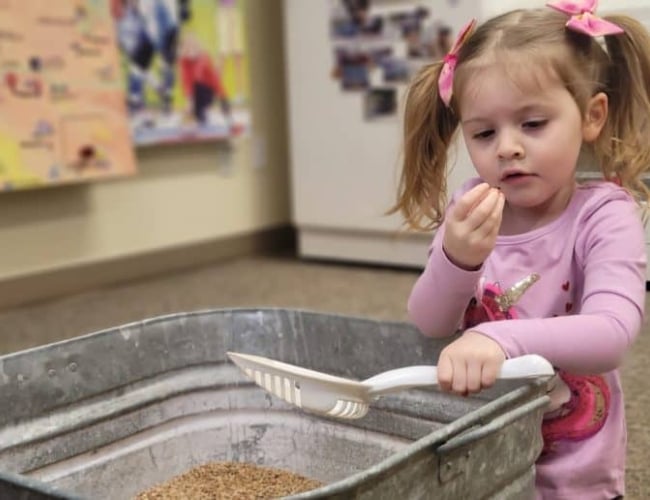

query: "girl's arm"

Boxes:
[408, 179, 498, 337]
[471, 300, 641, 374]
[472, 197, 646, 374]
[409, 180, 502, 337]
[407, 222, 483, 337]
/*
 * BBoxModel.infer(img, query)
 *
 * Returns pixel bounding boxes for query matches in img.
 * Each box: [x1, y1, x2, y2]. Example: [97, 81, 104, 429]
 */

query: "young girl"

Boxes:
[392, 4, 650, 499]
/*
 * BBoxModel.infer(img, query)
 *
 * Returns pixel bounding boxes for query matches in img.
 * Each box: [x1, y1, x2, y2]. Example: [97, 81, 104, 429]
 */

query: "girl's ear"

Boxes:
[582, 92, 608, 142]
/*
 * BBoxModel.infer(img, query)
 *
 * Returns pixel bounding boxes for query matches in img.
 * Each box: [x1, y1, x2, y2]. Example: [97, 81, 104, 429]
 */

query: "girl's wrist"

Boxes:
[442, 245, 483, 271]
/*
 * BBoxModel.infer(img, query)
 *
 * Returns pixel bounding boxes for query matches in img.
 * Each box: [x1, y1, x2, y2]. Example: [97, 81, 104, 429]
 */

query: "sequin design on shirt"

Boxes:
[541, 372, 611, 455]
[462, 273, 540, 329]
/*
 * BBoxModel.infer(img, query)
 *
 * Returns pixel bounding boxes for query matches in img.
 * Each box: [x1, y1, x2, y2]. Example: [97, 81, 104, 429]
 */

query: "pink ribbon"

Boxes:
[547, 0, 624, 37]
[438, 18, 477, 107]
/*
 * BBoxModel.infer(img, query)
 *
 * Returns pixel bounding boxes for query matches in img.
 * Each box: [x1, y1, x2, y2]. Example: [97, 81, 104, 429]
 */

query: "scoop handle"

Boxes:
[365, 354, 554, 396]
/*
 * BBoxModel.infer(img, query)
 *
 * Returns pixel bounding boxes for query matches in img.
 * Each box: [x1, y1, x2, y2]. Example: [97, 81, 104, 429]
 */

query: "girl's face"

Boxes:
[458, 66, 592, 227]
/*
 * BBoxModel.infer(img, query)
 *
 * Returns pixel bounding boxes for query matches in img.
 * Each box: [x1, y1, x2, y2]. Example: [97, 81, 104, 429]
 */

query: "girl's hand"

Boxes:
[437, 331, 506, 395]
[443, 183, 505, 270]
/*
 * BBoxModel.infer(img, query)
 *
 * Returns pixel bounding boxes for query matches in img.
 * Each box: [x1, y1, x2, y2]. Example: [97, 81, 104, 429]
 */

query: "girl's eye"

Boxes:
[473, 129, 494, 140]
[523, 119, 548, 129]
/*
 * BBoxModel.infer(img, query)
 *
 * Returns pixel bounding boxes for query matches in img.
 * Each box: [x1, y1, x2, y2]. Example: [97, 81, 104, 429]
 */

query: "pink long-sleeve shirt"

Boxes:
[408, 178, 646, 499]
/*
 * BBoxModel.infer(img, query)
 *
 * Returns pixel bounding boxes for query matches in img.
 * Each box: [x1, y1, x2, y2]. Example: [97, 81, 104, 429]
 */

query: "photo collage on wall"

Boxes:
[111, 0, 250, 146]
[329, 0, 461, 121]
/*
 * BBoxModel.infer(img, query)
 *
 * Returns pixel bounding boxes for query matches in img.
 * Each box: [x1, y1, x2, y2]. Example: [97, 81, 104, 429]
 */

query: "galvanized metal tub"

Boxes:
[0, 308, 549, 499]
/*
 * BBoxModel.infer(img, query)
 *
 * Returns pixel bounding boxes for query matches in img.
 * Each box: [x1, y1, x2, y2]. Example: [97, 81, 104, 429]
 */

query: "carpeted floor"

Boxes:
[0, 254, 647, 498]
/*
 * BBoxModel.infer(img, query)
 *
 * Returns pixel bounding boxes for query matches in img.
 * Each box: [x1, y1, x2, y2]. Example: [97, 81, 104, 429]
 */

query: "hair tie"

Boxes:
[438, 18, 477, 107]
[547, 0, 624, 37]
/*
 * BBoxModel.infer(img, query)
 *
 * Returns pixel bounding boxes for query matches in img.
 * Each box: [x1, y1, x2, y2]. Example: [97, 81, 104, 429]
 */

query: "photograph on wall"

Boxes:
[111, 0, 250, 146]
[328, 0, 459, 120]
[0, 0, 137, 191]
[363, 87, 397, 119]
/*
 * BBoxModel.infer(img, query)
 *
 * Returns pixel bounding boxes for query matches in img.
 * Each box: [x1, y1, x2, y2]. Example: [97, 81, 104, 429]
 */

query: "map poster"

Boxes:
[111, 0, 251, 146]
[0, 0, 137, 192]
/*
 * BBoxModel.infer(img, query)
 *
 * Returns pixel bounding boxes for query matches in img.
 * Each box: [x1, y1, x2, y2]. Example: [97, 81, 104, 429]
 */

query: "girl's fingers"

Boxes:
[475, 191, 505, 239]
[449, 183, 492, 222]
[465, 189, 501, 230]
[450, 358, 467, 394]
[437, 354, 454, 392]
[465, 360, 482, 393]
[489, 192, 506, 238]
[481, 361, 500, 389]
[495, 191, 505, 220]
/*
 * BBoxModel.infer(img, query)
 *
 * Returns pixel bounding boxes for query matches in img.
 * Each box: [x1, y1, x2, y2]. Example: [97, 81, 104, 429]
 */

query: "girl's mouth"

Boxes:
[501, 171, 532, 181]
[500, 172, 535, 185]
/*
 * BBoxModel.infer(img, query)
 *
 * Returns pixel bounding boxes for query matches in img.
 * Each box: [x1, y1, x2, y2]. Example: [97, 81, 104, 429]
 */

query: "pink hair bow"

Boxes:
[547, 0, 624, 37]
[438, 18, 477, 107]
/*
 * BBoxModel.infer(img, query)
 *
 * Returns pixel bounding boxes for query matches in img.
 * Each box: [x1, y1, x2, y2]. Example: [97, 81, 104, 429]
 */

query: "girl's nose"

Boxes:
[497, 131, 525, 160]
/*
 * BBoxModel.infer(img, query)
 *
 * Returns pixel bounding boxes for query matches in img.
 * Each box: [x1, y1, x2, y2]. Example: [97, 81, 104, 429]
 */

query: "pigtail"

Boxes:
[389, 62, 460, 231]
[598, 15, 650, 203]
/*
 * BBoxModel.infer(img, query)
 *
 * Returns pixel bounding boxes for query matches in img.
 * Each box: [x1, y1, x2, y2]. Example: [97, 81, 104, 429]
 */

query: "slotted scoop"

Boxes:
[227, 352, 554, 419]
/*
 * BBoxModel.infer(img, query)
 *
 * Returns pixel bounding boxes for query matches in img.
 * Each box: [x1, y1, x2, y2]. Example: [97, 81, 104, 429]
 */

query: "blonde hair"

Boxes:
[392, 9, 650, 231]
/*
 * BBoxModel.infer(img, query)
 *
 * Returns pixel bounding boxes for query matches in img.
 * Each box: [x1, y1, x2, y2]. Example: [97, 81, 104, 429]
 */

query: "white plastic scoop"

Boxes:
[227, 352, 554, 419]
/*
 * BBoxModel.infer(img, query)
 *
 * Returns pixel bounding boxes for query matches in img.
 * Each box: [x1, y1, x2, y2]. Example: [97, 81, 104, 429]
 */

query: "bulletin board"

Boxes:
[0, 0, 137, 192]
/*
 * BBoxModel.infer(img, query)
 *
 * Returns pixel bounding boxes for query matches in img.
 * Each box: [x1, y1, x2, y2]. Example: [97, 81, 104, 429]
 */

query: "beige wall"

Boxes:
[0, 2, 290, 281]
